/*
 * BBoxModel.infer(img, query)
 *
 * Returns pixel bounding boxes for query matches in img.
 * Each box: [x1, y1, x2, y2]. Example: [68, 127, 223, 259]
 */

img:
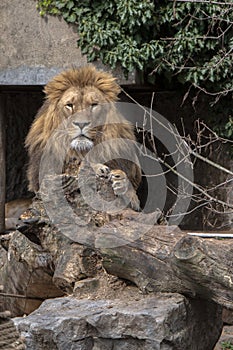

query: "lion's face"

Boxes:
[57, 86, 109, 152]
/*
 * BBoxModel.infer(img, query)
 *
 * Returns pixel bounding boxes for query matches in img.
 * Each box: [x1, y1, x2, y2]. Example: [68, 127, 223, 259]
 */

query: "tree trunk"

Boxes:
[100, 224, 233, 309]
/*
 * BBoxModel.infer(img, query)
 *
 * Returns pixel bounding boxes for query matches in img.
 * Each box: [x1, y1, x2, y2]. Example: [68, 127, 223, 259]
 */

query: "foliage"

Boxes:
[221, 341, 233, 350]
[36, 1, 233, 90]
[36, 0, 233, 139]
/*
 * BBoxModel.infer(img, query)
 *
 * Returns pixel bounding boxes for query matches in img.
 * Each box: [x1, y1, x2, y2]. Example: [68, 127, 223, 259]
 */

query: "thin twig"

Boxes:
[122, 88, 233, 176]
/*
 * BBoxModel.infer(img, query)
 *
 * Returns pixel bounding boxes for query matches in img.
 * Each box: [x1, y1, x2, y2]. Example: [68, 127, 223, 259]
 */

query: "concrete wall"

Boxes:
[0, 0, 134, 85]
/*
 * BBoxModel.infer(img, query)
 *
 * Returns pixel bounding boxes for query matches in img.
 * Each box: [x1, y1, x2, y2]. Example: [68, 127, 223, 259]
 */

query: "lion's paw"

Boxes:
[110, 169, 141, 211]
[109, 169, 129, 196]
[91, 163, 110, 178]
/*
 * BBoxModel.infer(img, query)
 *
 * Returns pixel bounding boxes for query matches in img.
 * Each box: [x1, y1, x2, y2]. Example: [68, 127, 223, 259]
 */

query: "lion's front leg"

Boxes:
[91, 164, 128, 194]
[91, 163, 140, 211]
[109, 169, 129, 195]
[109, 169, 140, 211]
[91, 163, 110, 178]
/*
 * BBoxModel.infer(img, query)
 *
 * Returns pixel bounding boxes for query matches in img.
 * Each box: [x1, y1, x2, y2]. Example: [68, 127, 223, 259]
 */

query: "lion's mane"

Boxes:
[25, 65, 141, 192]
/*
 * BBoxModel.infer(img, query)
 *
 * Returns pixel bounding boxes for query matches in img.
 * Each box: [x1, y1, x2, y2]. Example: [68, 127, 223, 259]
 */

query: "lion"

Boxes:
[25, 65, 141, 210]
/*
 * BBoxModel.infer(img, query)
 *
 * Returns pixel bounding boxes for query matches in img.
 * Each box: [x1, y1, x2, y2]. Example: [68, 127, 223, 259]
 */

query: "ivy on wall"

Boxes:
[37, 1, 233, 93]
[36, 0, 233, 139]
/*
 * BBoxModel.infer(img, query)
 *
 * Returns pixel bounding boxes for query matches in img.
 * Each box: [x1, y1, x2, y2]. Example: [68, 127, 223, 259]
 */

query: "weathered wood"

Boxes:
[100, 225, 233, 309]
[18, 187, 233, 310]
[0, 95, 5, 233]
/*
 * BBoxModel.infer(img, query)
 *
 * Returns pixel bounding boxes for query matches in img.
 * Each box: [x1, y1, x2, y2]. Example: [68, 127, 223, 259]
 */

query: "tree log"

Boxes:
[19, 204, 233, 310]
[0, 232, 63, 316]
[99, 224, 233, 309]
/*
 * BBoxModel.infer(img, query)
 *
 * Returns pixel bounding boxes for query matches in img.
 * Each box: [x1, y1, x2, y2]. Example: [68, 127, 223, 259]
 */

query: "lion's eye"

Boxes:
[66, 103, 73, 111]
[91, 103, 98, 109]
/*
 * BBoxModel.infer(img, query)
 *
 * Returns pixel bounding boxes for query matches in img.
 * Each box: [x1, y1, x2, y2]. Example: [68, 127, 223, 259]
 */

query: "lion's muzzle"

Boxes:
[70, 136, 94, 152]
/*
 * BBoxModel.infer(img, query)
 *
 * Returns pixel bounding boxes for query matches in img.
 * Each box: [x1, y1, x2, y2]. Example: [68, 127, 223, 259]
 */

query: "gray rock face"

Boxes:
[0, 0, 135, 85]
[14, 294, 222, 350]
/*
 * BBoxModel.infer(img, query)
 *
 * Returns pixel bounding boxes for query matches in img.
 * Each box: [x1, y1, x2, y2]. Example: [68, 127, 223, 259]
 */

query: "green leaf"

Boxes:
[67, 1, 74, 10]
[68, 13, 76, 22]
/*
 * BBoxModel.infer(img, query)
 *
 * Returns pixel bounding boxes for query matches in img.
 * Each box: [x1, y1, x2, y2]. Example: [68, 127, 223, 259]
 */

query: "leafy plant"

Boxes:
[36, 0, 233, 139]
[36, 1, 233, 92]
[221, 341, 233, 350]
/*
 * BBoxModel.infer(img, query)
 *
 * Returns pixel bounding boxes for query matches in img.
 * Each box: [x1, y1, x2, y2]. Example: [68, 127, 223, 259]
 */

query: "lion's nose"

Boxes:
[73, 122, 90, 130]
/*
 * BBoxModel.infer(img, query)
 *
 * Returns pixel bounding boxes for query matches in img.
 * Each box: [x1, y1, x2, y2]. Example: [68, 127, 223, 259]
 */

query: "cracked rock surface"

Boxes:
[14, 293, 222, 350]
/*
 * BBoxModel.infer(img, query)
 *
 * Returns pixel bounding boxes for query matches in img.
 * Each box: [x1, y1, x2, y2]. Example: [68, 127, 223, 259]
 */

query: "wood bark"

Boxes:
[99, 223, 233, 309]
[18, 206, 233, 310]
[0, 232, 63, 316]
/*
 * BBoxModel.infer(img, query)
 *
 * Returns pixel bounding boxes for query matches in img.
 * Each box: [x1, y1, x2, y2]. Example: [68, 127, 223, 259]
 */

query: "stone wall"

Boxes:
[0, 0, 134, 85]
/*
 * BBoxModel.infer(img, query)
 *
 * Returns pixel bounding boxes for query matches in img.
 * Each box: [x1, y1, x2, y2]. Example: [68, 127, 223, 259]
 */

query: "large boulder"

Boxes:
[14, 294, 222, 350]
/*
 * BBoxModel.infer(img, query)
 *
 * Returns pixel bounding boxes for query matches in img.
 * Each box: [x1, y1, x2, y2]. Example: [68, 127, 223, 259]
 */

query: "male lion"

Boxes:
[25, 65, 141, 210]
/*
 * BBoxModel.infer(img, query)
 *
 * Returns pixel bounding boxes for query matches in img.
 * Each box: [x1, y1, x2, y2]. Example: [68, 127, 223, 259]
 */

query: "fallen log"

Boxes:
[17, 204, 233, 310]
[100, 224, 233, 309]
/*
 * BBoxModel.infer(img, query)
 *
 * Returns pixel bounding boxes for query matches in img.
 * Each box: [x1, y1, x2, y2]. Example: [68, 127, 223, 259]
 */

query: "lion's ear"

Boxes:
[93, 70, 121, 101]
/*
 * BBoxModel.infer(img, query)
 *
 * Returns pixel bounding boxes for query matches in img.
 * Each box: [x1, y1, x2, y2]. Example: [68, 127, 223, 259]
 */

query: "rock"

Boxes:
[0, 231, 63, 316]
[214, 326, 233, 350]
[222, 308, 233, 325]
[0, 317, 26, 350]
[14, 294, 222, 350]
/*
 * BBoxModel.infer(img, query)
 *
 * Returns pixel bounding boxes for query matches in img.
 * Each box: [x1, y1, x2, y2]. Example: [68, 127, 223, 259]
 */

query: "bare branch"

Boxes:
[122, 88, 233, 226]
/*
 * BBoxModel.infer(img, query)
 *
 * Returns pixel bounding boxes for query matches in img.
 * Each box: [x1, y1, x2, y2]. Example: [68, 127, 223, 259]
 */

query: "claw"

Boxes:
[91, 163, 110, 178]
[110, 169, 129, 195]
[110, 169, 141, 211]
